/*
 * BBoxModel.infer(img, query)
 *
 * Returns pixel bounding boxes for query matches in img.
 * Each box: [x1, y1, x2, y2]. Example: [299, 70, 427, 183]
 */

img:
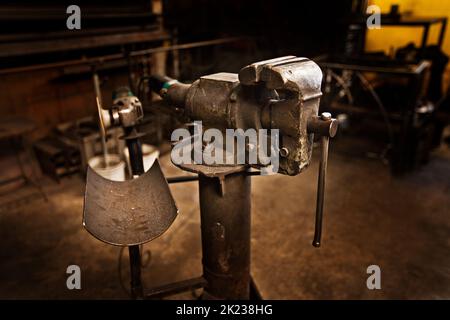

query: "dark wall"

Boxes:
[162, 0, 360, 80]
[164, 0, 356, 56]
[0, 1, 159, 69]
[0, 1, 154, 34]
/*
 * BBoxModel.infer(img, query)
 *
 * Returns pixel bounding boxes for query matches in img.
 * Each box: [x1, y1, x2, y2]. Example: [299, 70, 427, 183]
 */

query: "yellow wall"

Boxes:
[366, 0, 450, 90]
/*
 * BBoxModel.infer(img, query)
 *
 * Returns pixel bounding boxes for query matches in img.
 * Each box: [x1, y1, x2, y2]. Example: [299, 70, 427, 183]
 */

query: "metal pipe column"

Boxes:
[124, 128, 145, 299]
[198, 171, 251, 300]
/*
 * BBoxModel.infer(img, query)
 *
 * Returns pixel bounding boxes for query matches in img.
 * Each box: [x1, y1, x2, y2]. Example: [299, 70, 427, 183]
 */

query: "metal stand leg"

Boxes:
[128, 245, 143, 299]
[125, 132, 145, 299]
[198, 171, 251, 300]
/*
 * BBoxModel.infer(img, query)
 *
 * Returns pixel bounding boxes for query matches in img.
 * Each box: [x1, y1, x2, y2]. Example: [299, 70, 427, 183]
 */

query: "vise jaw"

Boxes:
[239, 56, 324, 175]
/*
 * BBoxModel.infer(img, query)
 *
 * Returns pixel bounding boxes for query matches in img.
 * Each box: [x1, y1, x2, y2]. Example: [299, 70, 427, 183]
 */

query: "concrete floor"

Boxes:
[0, 139, 449, 299]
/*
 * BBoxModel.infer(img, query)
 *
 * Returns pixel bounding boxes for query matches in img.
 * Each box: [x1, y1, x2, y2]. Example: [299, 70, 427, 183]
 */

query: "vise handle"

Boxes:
[308, 112, 337, 247]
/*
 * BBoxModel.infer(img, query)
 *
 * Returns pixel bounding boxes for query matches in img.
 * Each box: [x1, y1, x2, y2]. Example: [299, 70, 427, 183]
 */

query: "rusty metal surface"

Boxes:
[83, 159, 178, 246]
[159, 55, 326, 176]
[177, 162, 247, 178]
[239, 56, 322, 99]
[199, 172, 251, 299]
[307, 115, 338, 138]
[240, 56, 323, 175]
[0, 30, 170, 58]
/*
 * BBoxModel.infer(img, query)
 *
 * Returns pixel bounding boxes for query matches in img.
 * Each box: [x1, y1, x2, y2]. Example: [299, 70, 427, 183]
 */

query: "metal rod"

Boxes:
[0, 37, 245, 75]
[144, 276, 207, 299]
[130, 37, 243, 57]
[124, 129, 145, 298]
[312, 135, 329, 247]
[438, 18, 447, 48]
[93, 72, 108, 167]
[128, 245, 143, 299]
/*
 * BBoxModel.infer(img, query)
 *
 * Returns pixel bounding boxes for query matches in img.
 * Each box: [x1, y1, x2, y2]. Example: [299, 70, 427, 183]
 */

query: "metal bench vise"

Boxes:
[83, 56, 337, 300]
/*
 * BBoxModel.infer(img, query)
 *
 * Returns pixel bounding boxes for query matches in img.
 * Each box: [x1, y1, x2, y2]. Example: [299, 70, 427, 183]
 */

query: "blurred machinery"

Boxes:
[33, 117, 125, 182]
[318, 4, 449, 175]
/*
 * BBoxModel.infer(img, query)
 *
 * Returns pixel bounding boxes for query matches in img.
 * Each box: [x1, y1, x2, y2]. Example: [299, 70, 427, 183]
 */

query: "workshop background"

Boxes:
[0, 0, 449, 299]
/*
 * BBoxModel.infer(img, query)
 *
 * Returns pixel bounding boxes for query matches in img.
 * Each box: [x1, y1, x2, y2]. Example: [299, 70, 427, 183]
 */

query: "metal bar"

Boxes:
[167, 175, 199, 184]
[125, 134, 145, 177]
[124, 130, 145, 299]
[0, 5, 156, 21]
[0, 30, 170, 58]
[92, 72, 108, 167]
[246, 171, 263, 176]
[438, 18, 447, 48]
[93, 72, 103, 106]
[199, 172, 251, 299]
[421, 25, 430, 53]
[318, 60, 430, 75]
[128, 245, 143, 299]
[129, 37, 243, 57]
[144, 276, 207, 299]
[312, 135, 329, 247]
[166, 170, 262, 185]
[0, 37, 245, 75]
[330, 101, 403, 121]
[0, 25, 155, 43]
